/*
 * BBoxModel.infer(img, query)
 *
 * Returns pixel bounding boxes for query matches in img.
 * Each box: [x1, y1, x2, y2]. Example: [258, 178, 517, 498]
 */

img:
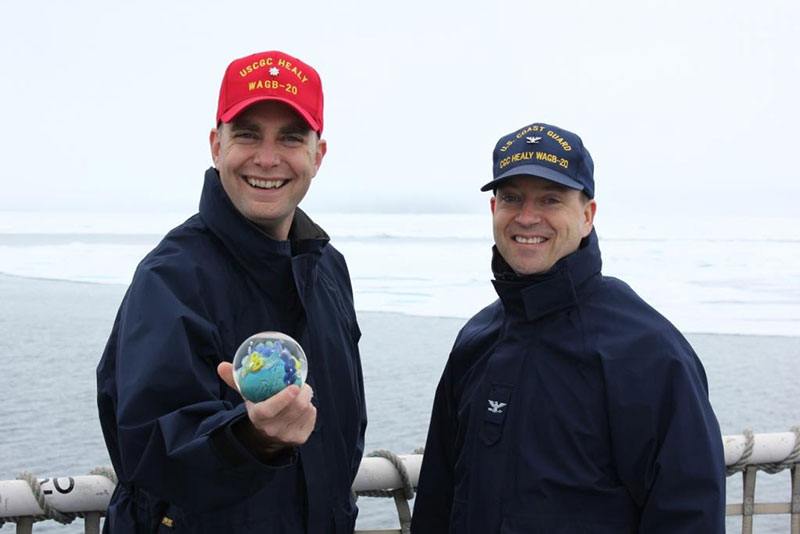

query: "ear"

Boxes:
[490, 195, 497, 215]
[312, 137, 327, 178]
[582, 199, 597, 237]
[209, 128, 221, 167]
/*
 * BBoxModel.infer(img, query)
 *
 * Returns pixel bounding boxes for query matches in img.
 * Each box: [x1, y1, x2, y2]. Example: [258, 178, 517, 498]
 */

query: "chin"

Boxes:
[510, 258, 553, 276]
[504, 253, 541, 275]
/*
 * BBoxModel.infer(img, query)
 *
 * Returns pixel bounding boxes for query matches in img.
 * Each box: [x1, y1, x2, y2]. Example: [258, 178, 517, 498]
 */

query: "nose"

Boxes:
[514, 200, 542, 226]
[253, 139, 280, 168]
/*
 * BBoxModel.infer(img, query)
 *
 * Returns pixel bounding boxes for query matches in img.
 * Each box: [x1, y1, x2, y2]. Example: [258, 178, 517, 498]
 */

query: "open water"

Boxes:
[0, 210, 798, 532]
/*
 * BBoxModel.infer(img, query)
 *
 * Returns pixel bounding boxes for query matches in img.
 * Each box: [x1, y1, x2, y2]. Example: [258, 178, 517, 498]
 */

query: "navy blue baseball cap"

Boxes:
[481, 122, 595, 198]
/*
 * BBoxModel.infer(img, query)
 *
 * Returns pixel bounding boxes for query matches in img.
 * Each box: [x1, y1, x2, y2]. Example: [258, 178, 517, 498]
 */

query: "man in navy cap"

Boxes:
[411, 123, 726, 533]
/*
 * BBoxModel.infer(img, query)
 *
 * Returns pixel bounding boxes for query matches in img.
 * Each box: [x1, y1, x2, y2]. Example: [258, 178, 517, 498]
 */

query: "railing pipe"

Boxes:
[1, 431, 797, 531]
[724, 432, 798, 465]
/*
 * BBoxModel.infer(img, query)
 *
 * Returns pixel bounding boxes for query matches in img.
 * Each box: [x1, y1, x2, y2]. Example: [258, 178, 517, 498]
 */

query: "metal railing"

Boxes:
[1, 429, 797, 534]
[724, 430, 800, 533]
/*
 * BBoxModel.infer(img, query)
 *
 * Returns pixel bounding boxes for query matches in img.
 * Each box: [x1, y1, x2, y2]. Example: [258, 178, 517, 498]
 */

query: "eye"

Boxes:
[281, 133, 306, 145]
[499, 193, 520, 203]
[233, 131, 259, 141]
[542, 196, 562, 206]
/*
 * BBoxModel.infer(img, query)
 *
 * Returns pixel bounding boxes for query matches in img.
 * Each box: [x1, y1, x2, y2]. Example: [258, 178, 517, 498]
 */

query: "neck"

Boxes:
[253, 214, 294, 241]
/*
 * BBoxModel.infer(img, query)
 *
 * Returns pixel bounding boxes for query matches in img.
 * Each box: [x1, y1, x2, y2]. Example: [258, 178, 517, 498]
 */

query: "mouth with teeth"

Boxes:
[244, 176, 287, 190]
[513, 235, 547, 244]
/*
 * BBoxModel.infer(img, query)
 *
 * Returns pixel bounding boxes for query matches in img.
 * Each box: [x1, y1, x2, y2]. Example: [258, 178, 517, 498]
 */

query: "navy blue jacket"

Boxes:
[411, 230, 725, 533]
[97, 168, 366, 533]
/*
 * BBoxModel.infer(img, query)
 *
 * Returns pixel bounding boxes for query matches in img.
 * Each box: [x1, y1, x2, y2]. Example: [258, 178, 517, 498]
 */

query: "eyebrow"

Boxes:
[228, 119, 311, 136]
[228, 119, 260, 132]
[540, 182, 571, 193]
[279, 123, 312, 136]
[498, 181, 570, 192]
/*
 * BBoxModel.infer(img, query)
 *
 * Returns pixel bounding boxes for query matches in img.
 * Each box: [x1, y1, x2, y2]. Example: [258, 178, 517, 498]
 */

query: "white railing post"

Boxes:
[791, 465, 799, 534]
[741, 465, 757, 534]
[15, 517, 33, 534]
[84, 512, 102, 534]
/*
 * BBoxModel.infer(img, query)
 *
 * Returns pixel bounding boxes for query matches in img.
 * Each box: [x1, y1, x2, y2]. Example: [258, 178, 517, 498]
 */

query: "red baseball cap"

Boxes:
[216, 51, 324, 133]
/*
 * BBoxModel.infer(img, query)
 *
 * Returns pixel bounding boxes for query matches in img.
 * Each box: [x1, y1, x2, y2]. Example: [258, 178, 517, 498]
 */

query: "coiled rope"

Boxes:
[357, 449, 419, 500]
[354, 448, 424, 534]
[0, 467, 118, 528]
[726, 428, 756, 475]
[760, 425, 800, 474]
[726, 426, 800, 475]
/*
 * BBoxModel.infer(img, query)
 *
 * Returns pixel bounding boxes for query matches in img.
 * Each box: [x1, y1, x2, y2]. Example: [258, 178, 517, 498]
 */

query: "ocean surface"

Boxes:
[0, 210, 798, 336]
[0, 210, 798, 532]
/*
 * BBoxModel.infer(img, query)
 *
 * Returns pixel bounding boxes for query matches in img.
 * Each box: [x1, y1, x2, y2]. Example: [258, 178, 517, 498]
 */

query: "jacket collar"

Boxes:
[491, 228, 602, 322]
[198, 167, 329, 287]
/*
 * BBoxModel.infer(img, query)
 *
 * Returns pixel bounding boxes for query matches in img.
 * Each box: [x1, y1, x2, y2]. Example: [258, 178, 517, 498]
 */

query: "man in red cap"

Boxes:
[97, 51, 366, 533]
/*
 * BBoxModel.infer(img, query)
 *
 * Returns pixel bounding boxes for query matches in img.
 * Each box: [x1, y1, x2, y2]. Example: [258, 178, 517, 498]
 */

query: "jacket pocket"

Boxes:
[480, 383, 513, 446]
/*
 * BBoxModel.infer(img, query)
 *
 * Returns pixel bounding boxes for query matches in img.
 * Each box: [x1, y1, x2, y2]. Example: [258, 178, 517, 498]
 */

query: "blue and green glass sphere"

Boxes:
[232, 332, 308, 403]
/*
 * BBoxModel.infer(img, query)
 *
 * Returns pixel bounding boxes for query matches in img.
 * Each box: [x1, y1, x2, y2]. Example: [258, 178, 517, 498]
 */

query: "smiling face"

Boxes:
[209, 100, 326, 240]
[491, 176, 596, 276]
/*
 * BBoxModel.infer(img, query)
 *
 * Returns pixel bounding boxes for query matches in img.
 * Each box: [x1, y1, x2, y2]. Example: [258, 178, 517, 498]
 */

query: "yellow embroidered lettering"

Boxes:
[278, 58, 287, 67]
[249, 80, 281, 90]
[240, 59, 276, 77]
[546, 130, 572, 151]
[515, 125, 545, 139]
[510, 151, 535, 162]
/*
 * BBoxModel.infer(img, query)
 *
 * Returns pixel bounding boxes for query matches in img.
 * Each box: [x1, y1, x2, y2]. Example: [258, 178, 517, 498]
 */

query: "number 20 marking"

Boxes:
[41, 477, 76, 495]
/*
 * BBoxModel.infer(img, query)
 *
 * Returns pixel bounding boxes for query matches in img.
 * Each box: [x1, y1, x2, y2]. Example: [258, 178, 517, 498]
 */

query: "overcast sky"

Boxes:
[2, 0, 798, 218]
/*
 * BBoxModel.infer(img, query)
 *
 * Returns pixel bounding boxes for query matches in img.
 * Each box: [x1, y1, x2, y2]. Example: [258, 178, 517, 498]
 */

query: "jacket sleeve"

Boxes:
[351, 329, 367, 488]
[108, 264, 288, 511]
[606, 339, 726, 533]
[411, 359, 457, 533]
[339, 256, 368, 490]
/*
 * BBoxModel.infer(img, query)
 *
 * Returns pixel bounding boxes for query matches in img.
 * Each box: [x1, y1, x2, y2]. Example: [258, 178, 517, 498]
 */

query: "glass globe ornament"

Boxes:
[232, 332, 308, 403]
